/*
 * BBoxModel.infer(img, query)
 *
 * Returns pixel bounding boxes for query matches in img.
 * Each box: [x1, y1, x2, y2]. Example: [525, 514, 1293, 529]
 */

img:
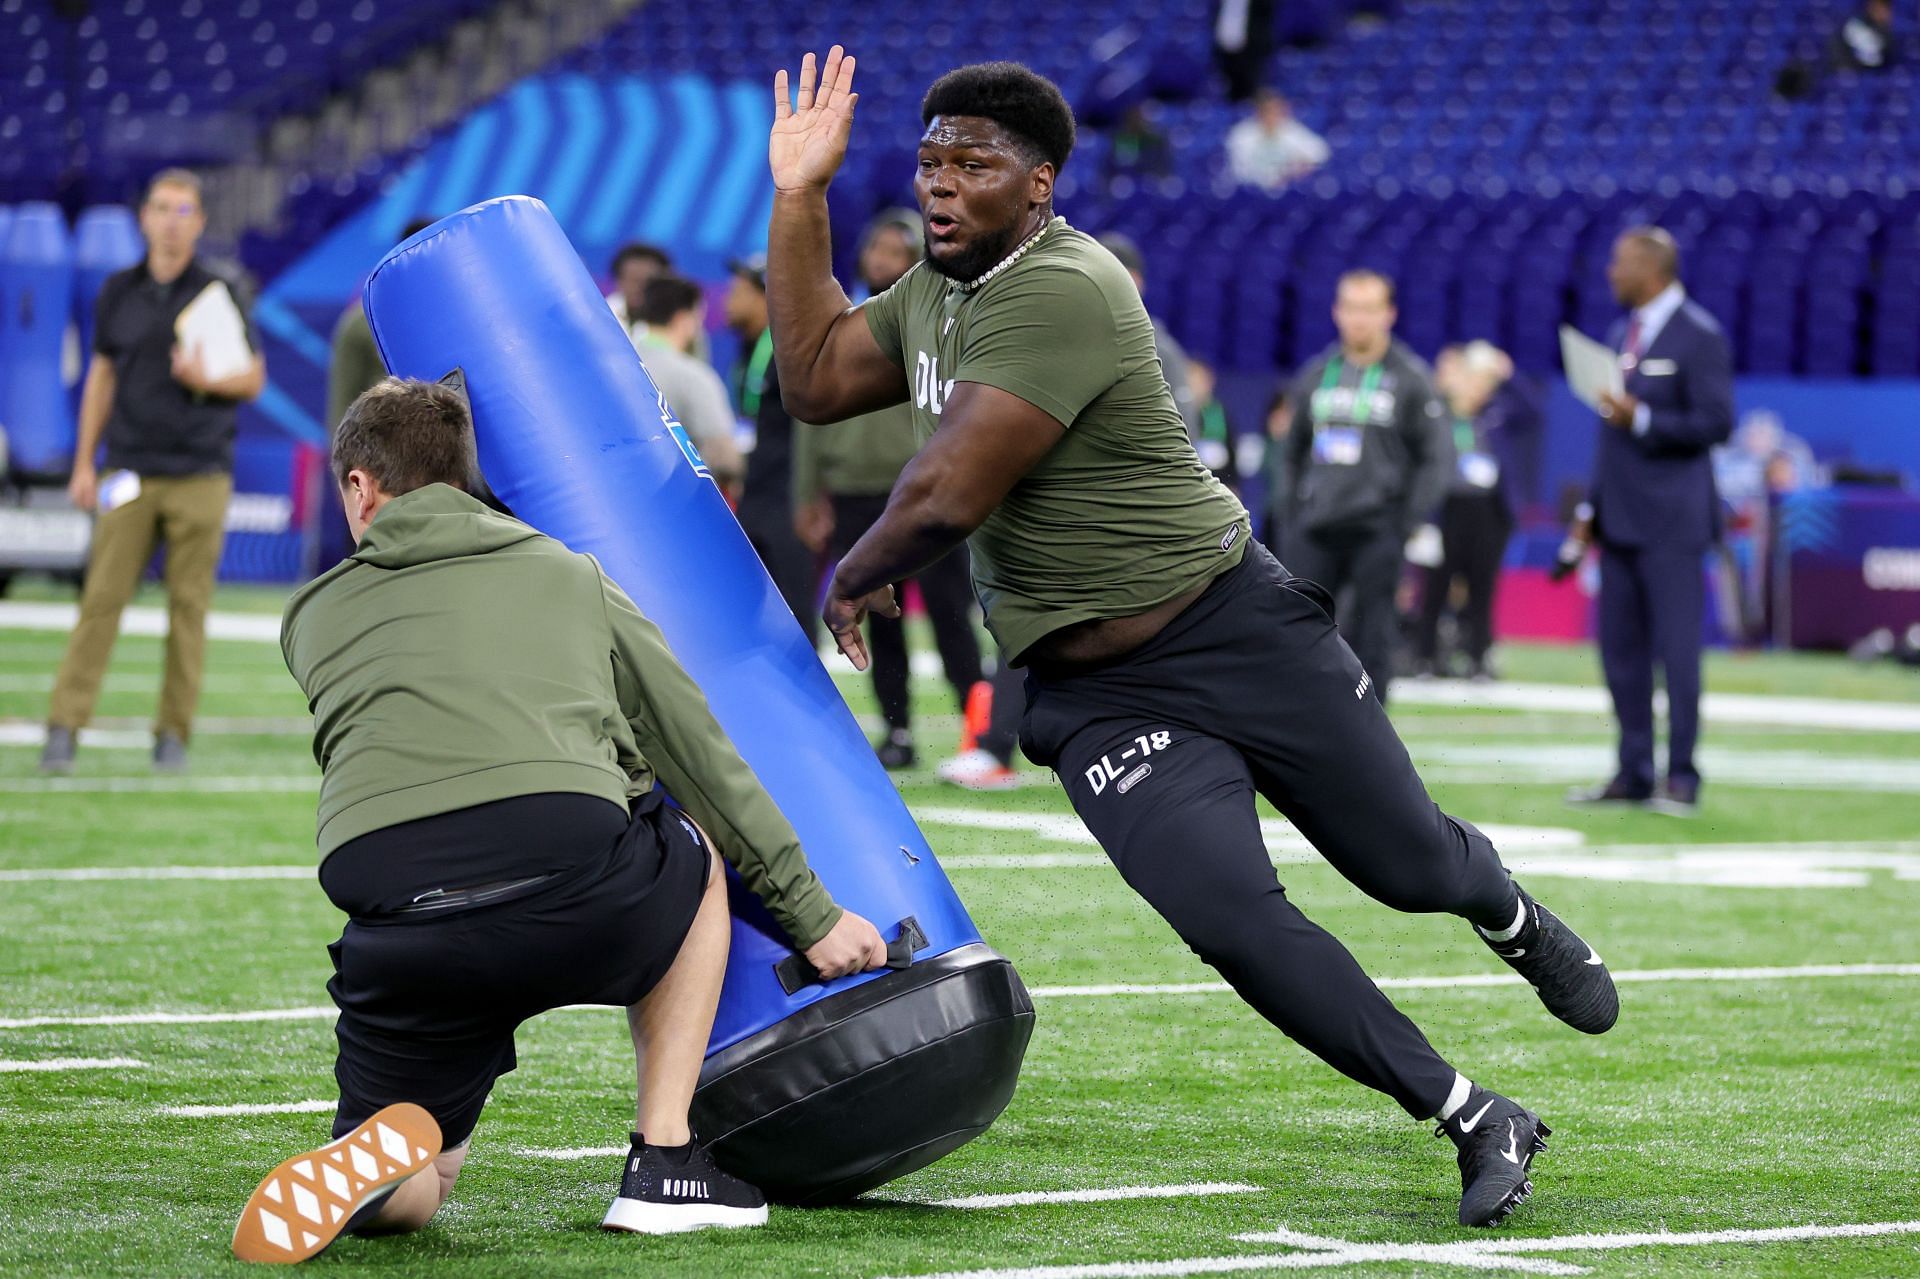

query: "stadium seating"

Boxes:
[0, 0, 492, 198]
[5, 0, 1914, 376]
[550, 0, 1917, 377]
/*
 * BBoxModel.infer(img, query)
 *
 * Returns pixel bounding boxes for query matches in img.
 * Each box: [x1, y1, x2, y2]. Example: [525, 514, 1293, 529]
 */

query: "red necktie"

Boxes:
[1622, 316, 1643, 359]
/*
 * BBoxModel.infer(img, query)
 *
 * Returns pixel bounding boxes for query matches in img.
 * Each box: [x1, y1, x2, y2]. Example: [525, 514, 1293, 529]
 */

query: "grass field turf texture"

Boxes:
[2, 582, 1917, 1278]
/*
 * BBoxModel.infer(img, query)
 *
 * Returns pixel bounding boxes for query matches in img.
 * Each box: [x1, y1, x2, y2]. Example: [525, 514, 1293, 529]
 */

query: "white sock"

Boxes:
[1434, 1072, 1473, 1122]
[1476, 896, 1528, 943]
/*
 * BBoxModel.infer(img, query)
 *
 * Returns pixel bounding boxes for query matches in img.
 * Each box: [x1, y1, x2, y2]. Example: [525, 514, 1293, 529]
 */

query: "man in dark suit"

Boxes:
[1569, 227, 1733, 816]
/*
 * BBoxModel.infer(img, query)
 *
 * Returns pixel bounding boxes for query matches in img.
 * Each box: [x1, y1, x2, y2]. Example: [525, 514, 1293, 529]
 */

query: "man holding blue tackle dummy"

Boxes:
[766, 47, 1620, 1229]
[231, 379, 887, 1264]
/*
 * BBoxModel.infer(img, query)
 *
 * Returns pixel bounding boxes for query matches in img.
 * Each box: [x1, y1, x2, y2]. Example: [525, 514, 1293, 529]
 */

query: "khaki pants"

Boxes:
[49, 472, 232, 741]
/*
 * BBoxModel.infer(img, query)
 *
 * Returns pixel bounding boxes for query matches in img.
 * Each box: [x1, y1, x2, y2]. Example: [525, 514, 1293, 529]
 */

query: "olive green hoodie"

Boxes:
[280, 484, 840, 948]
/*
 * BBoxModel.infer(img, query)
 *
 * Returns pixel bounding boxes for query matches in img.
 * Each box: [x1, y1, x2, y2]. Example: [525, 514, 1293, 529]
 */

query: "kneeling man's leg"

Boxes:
[603, 815, 768, 1234]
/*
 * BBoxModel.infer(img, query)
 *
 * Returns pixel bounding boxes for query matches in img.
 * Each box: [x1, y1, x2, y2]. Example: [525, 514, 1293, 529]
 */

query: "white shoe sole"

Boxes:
[601, 1197, 768, 1234]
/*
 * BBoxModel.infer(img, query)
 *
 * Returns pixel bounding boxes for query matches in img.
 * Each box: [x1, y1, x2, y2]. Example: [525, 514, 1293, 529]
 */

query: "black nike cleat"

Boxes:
[1437, 1085, 1550, 1227]
[602, 1136, 768, 1235]
[1481, 887, 1620, 1034]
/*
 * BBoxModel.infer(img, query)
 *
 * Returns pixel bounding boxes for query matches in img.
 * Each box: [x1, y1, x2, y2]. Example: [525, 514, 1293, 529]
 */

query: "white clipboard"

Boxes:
[173, 281, 253, 383]
[1558, 324, 1624, 411]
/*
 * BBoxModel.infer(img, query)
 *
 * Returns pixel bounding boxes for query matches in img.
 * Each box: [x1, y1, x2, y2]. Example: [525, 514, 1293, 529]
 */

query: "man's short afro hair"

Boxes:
[921, 62, 1076, 172]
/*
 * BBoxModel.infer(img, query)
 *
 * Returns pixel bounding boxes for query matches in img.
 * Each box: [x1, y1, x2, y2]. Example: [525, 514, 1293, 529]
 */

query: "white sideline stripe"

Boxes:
[887, 1220, 1920, 1279]
[10, 963, 1918, 1031]
[0, 601, 283, 643]
[932, 1184, 1260, 1210]
[160, 1100, 334, 1117]
[518, 1144, 626, 1160]
[0, 1056, 145, 1073]
[0, 776, 317, 793]
[0, 866, 310, 882]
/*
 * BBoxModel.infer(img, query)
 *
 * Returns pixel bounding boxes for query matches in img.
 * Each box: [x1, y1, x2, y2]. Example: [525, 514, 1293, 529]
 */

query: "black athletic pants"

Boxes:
[1020, 541, 1519, 1119]
[739, 497, 821, 648]
[1416, 492, 1513, 666]
[830, 492, 983, 730]
[1284, 518, 1405, 702]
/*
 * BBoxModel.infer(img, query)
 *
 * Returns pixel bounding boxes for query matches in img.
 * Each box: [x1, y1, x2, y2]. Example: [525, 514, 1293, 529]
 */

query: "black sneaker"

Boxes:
[38, 725, 75, 775]
[874, 728, 916, 771]
[1437, 1085, 1550, 1227]
[602, 1136, 768, 1235]
[1480, 887, 1620, 1034]
[152, 732, 188, 774]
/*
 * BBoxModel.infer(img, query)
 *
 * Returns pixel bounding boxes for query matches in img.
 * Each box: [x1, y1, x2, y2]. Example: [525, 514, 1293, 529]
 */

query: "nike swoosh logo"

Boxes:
[1585, 945, 1604, 966]
[1456, 1099, 1495, 1133]
[1500, 1119, 1522, 1165]
[1495, 946, 1526, 959]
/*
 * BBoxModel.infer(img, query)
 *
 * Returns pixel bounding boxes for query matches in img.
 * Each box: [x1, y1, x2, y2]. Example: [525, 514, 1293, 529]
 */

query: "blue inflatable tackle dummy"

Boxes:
[364, 196, 1034, 1204]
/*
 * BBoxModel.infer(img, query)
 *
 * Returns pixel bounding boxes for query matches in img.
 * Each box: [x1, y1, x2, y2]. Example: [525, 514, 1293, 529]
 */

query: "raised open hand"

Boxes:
[770, 45, 858, 194]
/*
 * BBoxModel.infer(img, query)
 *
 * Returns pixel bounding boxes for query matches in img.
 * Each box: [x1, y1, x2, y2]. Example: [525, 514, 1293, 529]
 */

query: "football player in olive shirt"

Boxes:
[762, 48, 1619, 1228]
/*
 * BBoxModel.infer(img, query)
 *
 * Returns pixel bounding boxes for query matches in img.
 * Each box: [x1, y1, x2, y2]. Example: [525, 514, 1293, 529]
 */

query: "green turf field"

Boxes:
[2, 586, 1918, 1277]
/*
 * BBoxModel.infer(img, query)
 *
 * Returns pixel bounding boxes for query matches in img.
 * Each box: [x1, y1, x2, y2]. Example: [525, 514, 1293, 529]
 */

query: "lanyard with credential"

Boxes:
[1452, 416, 1477, 455]
[740, 329, 774, 418]
[1317, 357, 1385, 429]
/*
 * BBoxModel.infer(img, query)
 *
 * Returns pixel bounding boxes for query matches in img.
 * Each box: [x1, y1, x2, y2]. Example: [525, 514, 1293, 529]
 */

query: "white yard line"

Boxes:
[1392, 677, 1920, 733]
[932, 1185, 1260, 1210]
[10, 963, 1917, 1032]
[0, 1056, 146, 1073]
[0, 866, 310, 882]
[885, 1219, 1920, 1279]
[0, 601, 283, 643]
[0, 776, 317, 793]
[0, 718, 310, 749]
[886, 652, 1920, 732]
[516, 1144, 627, 1160]
[0, 1007, 337, 1030]
[1031, 963, 1920, 999]
[160, 1100, 334, 1117]
[1414, 742, 1920, 793]
[914, 807, 1584, 856]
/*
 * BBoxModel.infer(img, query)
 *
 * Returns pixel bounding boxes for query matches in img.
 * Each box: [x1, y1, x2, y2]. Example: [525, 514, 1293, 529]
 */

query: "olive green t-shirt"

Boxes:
[860, 218, 1249, 662]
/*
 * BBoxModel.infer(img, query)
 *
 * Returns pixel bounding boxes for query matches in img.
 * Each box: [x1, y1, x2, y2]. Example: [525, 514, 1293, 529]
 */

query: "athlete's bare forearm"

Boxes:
[767, 188, 857, 418]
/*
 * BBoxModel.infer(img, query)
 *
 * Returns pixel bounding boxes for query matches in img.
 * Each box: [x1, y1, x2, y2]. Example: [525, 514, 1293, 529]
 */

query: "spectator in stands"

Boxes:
[1835, 0, 1895, 71]
[630, 275, 744, 494]
[1415, 341, 1514, 682]
[328, 219, 435, 431]
[1277, 268, 1449, 703]
[792, 211, 984, 771]
[1106, 103, 1172, 184]
[1568, 228, 1734, 817]
[1225, 89, 1329, 190]
[606, 242, 672, 338]
[1098, 233, 1199, 435]
[725, 254, 818, 644]
[41, 168, 265, 776]
[1213, 0, 1277, 101]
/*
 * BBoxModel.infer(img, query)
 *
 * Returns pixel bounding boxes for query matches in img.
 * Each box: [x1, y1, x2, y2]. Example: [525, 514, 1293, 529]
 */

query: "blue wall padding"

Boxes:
[73, 205, 143, 364]
[363, 196, 982, 1054]
[1, 202, 75, 472]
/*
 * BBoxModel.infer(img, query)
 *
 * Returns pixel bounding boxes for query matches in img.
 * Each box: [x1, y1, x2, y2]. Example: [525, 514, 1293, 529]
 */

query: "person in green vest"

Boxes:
[793, 211, 985, 769]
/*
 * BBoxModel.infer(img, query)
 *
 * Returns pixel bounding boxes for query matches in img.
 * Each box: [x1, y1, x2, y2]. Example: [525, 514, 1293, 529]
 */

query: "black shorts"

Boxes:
[322, 791, 709, 1148]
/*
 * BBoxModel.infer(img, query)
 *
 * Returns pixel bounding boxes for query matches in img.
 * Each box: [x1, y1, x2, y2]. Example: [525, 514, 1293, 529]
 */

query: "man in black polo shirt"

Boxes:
[41, 168, 265, 775]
